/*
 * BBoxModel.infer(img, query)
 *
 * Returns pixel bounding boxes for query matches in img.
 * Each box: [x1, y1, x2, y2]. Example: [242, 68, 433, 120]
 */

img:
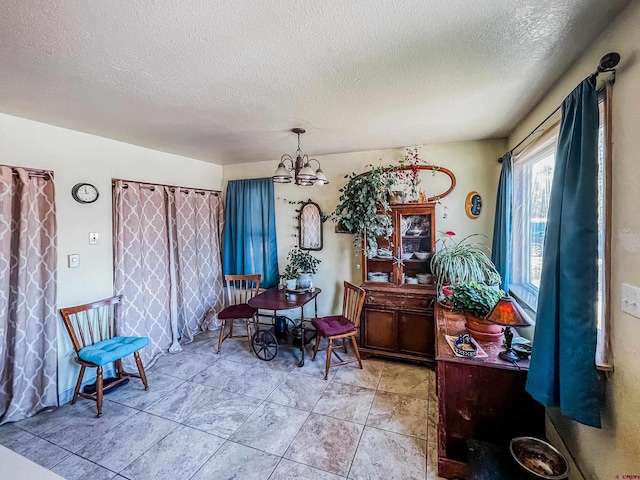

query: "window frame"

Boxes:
[596, 85, 613, 371]
[509, 125, 559, 313]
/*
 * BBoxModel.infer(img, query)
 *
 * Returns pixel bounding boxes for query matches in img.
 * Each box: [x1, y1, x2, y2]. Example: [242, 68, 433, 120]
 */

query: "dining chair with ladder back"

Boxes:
[59, 295, 149, 417]
[311, 281, 367, 380]
[217, 274, 261, 354]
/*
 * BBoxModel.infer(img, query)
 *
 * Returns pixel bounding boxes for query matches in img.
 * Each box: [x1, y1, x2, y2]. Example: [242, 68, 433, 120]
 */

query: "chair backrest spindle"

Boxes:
[341, 281, 366, 328]
[60, 296, 123, 354]
[225, 274, 261, 307]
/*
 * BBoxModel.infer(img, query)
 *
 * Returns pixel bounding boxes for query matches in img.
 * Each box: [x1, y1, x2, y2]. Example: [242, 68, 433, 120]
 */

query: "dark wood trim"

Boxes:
[359, 347, 436, 365]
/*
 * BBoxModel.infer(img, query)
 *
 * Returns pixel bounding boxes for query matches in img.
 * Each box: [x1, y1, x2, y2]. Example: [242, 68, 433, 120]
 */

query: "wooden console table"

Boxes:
[435, 307, 544, 479]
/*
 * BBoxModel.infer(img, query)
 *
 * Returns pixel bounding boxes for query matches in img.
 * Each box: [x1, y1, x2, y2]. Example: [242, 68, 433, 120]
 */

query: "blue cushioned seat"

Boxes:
[78, 336, 150, 366]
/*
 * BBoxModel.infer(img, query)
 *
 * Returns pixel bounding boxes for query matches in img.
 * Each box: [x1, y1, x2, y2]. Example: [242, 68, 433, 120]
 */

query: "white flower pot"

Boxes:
[285, 279, 297, 290]
[297, 273, 313, 289]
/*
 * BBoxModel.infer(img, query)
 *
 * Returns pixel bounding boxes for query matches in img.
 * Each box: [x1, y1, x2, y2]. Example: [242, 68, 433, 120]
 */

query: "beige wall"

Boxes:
[223, 139, 505, 319]
[0, 112, 223, 401]
[508, 2, 640, 477]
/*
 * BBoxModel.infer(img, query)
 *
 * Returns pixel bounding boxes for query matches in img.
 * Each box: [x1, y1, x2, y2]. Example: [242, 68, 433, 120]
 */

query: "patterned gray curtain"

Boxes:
[0, 166, 58, 424]
[113, 181, 225, 366]
[170, 189, 225, 343]
[113, 181, 176, 368]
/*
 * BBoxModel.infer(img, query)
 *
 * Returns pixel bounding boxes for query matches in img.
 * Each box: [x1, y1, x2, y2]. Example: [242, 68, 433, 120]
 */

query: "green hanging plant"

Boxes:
[430, 233, 500, 292]
[333, 164, 398, 257]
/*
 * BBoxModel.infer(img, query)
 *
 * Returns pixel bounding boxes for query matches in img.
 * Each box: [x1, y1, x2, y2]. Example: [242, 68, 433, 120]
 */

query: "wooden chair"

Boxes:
[217, 274, 261, 354]
[311, 281, 367, 379]
[60, 295, 149, 417]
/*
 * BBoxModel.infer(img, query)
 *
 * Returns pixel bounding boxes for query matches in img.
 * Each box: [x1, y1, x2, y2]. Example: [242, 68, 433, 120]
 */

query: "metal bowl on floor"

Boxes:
[510, 437, 569, 479]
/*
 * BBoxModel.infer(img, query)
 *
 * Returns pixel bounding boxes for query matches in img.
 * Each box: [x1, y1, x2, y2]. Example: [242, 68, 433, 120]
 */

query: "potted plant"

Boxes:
[486, 271, 502, 289]
[280, 263, 299, 290]
[451, 281, 505, 334]
[430, 233, 500, 293]
[333, 164, 398, 258]
[285, 247, 321, 289]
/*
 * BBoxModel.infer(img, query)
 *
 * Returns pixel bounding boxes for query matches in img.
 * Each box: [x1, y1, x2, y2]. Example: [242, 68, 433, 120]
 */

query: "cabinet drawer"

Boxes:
[365, 292, 435, 311]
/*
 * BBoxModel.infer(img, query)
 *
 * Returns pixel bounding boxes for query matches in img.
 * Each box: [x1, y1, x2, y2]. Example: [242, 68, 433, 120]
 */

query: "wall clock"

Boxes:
[71, 183, 99, 204]
[465, 191, 482, 219]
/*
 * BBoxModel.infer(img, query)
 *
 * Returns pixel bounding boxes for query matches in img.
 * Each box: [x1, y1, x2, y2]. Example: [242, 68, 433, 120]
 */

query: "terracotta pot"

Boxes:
[463, 311, 503, 334]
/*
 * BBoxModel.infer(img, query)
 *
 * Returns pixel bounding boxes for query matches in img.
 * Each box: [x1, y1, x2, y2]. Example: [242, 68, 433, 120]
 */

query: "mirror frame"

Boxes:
[298, 201, 323, 251]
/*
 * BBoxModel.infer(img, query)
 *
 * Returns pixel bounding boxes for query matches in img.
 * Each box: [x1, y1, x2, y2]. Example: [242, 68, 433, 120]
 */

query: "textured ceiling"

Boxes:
[0, 0, 630, 165]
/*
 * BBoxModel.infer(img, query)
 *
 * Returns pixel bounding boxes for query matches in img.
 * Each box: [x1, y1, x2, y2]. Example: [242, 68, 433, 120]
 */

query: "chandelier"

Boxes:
[271, 128, 329, 186]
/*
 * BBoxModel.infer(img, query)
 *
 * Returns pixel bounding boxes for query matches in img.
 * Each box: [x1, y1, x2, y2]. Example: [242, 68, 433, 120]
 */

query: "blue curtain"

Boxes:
[526, 78, 602, 427]
[491, 152, 513, 291]
[223, 178, 280, 288]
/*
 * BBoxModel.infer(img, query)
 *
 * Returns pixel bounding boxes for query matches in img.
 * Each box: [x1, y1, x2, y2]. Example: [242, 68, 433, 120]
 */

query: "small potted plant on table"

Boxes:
[284, 247, 321, 290]
[281, 264, 299, 291]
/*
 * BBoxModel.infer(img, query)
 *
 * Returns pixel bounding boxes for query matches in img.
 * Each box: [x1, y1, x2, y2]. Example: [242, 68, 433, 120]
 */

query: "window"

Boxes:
[596, 87, 612, 370]
[510, 126, 559, 311]
[510, 89, 611, 369]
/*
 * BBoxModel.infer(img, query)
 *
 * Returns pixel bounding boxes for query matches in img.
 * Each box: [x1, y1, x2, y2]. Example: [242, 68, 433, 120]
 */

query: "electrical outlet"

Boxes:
[621, 283, 640, 318]
[68, 254, 80, 268]
[89, 232, 99, 245]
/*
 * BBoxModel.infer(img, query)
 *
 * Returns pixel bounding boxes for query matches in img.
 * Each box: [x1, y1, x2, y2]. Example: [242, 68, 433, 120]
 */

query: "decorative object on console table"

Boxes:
[486, 295, 532, 362]
[435, 306, 544, 479]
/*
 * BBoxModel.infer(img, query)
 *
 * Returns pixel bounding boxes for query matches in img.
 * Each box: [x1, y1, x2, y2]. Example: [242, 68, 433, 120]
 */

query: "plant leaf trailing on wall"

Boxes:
[280, 198, 331, 223]
[332, 147, 455, 258]
[332, 163, 397, 257]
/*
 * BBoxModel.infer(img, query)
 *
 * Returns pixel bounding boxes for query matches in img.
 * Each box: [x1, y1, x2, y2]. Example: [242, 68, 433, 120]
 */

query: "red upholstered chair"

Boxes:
[311, 281, 367, 379]
[217, 274, 261, 354]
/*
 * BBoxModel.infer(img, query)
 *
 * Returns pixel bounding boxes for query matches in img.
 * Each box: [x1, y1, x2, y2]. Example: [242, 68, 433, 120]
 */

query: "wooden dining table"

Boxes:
[248, 287, 321, 366]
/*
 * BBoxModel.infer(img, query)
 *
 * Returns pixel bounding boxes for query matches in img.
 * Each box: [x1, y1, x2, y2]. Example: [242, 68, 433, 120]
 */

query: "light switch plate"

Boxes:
[621, 283, 640, 318]
[89, 232, 99, 245]
[68, 254, 80, 268]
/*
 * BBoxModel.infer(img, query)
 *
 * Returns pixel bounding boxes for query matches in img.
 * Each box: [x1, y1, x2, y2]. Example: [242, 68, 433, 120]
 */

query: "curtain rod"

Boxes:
[112, 178, 220, 196]
[498, 52, 620, 163]
[10, 170, 53, 180]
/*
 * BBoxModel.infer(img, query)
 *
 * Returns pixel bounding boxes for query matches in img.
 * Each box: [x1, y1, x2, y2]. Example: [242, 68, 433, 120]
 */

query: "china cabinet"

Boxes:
[359, 203, 437, 363]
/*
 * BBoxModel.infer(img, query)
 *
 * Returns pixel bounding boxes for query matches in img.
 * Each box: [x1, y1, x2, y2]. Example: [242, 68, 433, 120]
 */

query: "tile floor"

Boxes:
[0, 329, 445, 480]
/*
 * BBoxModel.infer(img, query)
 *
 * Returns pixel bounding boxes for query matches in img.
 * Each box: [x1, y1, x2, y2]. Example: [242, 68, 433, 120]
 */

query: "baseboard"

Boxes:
[545, 414, 585, 480]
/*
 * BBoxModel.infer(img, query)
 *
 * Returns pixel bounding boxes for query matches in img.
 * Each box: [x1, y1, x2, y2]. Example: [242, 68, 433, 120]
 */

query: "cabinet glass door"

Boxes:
[399, 212, 433, 286]
[364, 234, 394, 284]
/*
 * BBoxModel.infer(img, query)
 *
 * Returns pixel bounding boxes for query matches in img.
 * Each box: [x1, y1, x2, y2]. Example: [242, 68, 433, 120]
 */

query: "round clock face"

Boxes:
[72, 183, 99, 204]
[465, 191, 482, 219]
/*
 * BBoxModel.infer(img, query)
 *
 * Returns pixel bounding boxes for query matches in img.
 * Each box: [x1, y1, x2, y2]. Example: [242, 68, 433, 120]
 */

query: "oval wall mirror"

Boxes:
[298, 201, 323, 251]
